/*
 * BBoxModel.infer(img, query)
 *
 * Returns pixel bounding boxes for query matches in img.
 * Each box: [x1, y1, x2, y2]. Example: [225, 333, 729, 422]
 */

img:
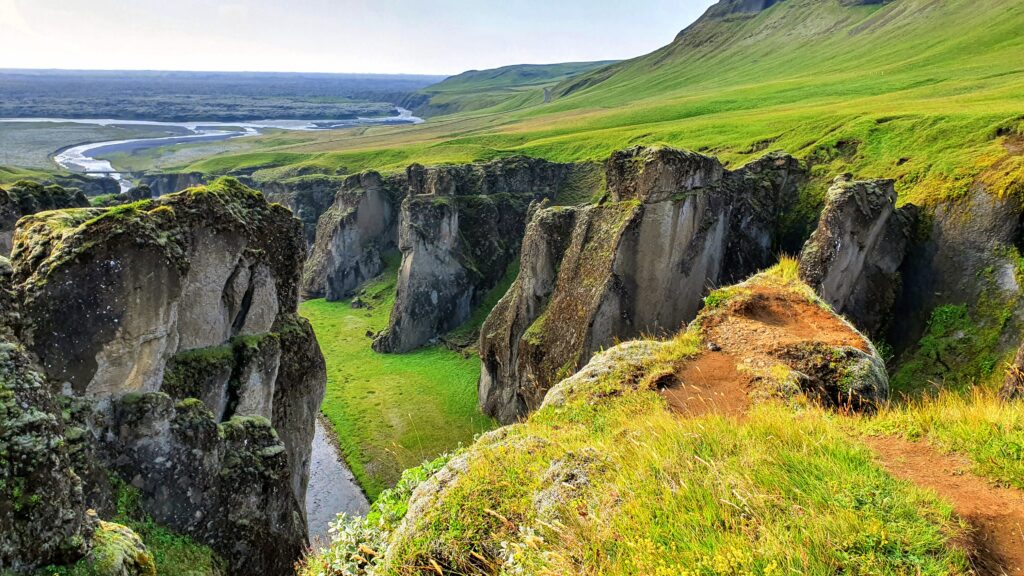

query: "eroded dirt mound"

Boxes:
[659, 270, 887, 414]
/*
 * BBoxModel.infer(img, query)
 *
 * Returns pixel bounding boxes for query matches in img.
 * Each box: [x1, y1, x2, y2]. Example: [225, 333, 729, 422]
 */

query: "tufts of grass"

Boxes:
[860, 390, 1024, 490]
[299, 255, 496, 498]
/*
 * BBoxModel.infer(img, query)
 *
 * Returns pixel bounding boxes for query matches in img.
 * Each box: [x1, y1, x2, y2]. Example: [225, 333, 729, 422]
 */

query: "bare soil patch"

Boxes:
[866, 436, 1024, 575]
[660, 287, 872, 415]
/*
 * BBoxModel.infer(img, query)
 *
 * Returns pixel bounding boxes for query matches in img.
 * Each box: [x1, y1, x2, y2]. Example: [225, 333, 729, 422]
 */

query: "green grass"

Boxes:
[861, 390, 1024, 490]
[299, 256, 496, 499]
[301, 325, 973, 575]
[38, 479, 224, 576]
[177, 0, 1024, 208]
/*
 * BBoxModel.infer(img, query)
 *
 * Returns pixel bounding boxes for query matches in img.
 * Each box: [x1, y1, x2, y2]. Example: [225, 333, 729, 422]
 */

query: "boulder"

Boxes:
[798, 176, 918, 337]
[372, 157, 583, 354]
[479, 147, 806, 423]
[7, 178, 325, 575]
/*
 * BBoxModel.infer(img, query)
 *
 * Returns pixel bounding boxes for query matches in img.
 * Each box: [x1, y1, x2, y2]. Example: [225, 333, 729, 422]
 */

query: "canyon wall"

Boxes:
[4, 179, 325, 575]
[478, 146, 806, 423]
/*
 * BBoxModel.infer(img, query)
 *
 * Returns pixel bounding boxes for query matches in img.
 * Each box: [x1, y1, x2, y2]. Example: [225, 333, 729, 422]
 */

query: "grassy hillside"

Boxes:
[412, 61, 617, 117]
[183, 0, 1024, 207]
[300, 264, 1024, 575]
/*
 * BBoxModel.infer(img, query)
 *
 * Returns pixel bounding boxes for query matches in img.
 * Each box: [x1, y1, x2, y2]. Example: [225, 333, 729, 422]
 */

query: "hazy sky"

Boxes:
[0, 0, 717, 75]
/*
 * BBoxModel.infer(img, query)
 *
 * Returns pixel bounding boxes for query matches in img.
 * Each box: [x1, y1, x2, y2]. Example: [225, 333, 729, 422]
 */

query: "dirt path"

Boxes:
[660, 351, 750, 417]
[865, 436, 1024, 575]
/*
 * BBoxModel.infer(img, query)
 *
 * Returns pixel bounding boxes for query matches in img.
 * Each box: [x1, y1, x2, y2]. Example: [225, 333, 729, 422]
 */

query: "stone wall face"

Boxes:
[5, 179, 325, 575]
[479, 147, 807, 423]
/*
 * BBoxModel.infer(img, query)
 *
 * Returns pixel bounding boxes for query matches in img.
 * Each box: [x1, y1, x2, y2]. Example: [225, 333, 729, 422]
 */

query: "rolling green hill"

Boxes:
[410, 61, 617, 117]
[186, 0, 1024, 207]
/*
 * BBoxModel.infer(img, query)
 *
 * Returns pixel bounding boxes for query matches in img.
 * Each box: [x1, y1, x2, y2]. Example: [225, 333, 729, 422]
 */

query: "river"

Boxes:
[306, 418, 370, 546]
[0, 109, 424, 192]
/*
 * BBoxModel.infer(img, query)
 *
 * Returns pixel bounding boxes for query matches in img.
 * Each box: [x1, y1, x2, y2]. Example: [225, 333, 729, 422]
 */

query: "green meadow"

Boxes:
[299, 256, 496, 499]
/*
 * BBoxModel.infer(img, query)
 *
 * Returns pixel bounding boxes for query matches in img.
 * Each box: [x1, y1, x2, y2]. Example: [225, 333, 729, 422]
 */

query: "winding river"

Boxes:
[1, 109, 424, 192]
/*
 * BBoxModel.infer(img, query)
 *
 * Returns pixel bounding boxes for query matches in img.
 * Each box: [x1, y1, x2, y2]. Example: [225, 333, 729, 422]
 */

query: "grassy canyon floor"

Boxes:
[299, 258, 496, 499]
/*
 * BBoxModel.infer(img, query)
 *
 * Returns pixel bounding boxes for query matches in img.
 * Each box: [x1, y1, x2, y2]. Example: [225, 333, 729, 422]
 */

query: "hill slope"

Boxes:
[410, 61, 617, 117]
[186, 0, 1024, 207]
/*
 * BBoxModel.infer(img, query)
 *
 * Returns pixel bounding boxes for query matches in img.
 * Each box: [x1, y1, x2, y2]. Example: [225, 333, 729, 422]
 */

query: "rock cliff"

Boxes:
[262, 175, 346, 246]
[0, 181, 89, 254]
[798, 176, 918, 338]
[301, 172, 403, 300]
[304, 265, 889, 576]
[479, 146, 806, 423]
[138, 172, 207, 197]
[5, 179, 325, 575]
[371, 158, 584, 353]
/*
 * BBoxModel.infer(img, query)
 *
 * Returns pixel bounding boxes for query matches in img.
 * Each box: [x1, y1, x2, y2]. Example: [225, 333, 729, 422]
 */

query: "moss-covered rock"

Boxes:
[479, 146, 807, 423]
[0, 181, 89, 255]
[5, 178, 325, 575]
[74, 520, 156, 576]
[373, 157, 583, 353]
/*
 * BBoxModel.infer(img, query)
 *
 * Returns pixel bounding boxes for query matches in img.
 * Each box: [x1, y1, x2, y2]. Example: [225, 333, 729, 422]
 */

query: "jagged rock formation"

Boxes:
[0, 181, 89, 254]
[138, 172, 206, 196]
[372, 157, 583, 353]
[301, 172, 403, 300]
[262, 175, 346, 246]
[6, 179, 325, 575]
[479, 146, 806, 423]
[798, 176, 918, 337]
[313, 268, 888, 575]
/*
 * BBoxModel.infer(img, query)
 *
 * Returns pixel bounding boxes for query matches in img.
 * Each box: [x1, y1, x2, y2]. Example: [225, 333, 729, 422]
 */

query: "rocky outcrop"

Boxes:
[372, 157, 582, 353]
[7, 179, 325, 575]
[890, 186, 1024, 354]
[479, 146, 806, 423]
[0, 181, 89, 254]
[1002, 343, 1024, 401]
[703, 0, 784, 19]
[313, 267, 887, 576]
[301, 172, 403, 300]
[262, 175, 346, 246]
[798, 176, 918, 337]
[138, 172, 206, 196]
[0, 318, 96, 572]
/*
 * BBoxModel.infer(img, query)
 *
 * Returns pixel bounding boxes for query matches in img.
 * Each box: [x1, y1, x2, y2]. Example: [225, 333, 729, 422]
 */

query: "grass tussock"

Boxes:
[302, 316, 974, 575]
[860, 390, 1024, 490]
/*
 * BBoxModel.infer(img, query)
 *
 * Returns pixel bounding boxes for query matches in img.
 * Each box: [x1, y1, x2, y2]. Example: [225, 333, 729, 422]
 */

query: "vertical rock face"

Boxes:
[0, 181, 89, 254]
[479, 146, 806, 423]
[0, 277, 96, 571]
[7, 179, 325, 575]
[371, 157, 582, 354]
[301, 172, 403, 300]
[137, 172, 207, 197]
[890, 186, 1024, 355]
[261, 175, 346, 246]
[798, 176, 918, 338]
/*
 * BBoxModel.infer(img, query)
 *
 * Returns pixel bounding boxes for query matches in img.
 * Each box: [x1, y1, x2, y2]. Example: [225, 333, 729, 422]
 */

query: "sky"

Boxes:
[0, 0, 717, 76]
